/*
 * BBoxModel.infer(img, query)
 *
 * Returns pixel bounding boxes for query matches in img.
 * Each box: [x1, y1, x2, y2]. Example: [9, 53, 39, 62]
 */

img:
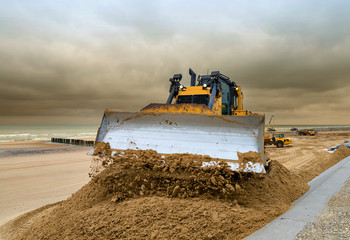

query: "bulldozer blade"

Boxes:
[95, 110, 265, 173]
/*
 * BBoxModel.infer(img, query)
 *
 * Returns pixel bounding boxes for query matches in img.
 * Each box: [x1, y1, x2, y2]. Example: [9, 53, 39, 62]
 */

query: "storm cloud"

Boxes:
[0, 0, 349, 124]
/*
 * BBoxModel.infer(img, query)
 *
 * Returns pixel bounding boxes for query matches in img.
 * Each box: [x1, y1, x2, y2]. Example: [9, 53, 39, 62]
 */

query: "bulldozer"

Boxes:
[264, 115, 292, 147]
[264, 133, 292, 148]
[95, 68, 266, 173]
[297, 129, 316, 136]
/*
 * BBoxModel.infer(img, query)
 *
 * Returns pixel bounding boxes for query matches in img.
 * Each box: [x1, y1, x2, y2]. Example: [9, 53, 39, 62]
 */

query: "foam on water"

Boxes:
[0, 125, 99, 142]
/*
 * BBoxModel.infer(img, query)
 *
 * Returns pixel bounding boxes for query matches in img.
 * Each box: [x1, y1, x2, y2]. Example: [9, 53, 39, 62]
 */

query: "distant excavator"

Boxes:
[95, 68, 266, 173]
[266, 115, 276, 132]
[264, 115, 292, 148]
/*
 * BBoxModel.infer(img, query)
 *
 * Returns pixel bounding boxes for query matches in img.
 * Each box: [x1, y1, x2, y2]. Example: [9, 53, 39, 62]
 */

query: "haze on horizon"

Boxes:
[0, 0, 349, 125]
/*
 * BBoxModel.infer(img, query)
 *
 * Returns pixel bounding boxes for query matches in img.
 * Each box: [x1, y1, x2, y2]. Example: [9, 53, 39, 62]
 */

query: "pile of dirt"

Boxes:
[298, 146, 350, 182]
[0, 203, 60, 240]
[237, 151, 262, 164]
[4, 144, 309, 240]
[330, 145, 350, 160]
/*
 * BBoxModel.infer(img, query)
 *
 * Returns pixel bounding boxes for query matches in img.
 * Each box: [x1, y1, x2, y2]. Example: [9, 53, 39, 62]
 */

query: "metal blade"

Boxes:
[95, 110, 265, 173]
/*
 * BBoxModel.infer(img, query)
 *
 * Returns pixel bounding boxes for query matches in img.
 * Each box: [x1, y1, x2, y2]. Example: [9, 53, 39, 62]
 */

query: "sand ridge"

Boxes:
[2, 144, 309, 239]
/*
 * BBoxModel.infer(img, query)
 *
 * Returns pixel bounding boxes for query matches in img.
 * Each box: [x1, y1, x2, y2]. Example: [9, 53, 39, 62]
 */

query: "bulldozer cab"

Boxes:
[275, 133, 285, 138]
[221, 81, 234, 115]
[171, 70, 246, 116]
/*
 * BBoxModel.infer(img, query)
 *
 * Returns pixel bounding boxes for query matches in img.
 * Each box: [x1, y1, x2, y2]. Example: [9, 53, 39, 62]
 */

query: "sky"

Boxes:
[0, 0, 349, 125]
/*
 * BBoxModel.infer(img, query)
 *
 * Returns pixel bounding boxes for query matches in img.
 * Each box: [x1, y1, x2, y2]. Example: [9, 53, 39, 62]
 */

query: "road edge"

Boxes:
[245, 156, 350, 240]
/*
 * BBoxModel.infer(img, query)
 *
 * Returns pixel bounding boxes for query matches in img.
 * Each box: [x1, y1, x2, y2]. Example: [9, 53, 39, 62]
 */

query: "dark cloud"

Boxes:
[0, 1, 349, 124]
[262, 1, 350, 47]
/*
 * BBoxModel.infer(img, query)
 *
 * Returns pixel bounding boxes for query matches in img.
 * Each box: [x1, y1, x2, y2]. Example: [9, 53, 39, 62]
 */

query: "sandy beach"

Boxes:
[0, 141, 91, 225]
[0, 131, 349, 239]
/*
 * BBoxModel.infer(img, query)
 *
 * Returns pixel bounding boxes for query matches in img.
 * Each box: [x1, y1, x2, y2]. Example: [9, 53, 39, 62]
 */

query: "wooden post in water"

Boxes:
[50, 138, 94, 146]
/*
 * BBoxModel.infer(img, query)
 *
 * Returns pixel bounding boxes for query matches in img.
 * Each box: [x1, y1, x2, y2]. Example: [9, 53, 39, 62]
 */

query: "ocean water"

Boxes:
[268, 125, 350, 132]
[0, 125, 99, 142]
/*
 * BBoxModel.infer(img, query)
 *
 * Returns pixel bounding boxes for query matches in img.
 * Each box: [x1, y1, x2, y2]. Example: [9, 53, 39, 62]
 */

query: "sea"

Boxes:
[267, 125, 350, 132]
[0, 124, 349, 142]
[0, 125, 99, 142]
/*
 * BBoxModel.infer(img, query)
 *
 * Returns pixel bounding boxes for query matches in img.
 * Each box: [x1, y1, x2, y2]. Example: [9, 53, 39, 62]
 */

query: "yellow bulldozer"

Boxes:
[297, 129, 316, 136]
[264, 133, 292, 148]
[264, 115, 292, 148]
[95, 68, 266, 173]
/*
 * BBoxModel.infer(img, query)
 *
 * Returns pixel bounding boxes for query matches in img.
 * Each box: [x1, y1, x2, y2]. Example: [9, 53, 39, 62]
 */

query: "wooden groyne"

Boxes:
[51, 138, 95, 146]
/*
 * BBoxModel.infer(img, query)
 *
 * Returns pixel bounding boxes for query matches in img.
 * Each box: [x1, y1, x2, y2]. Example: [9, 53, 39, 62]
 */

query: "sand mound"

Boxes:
[330, 145, 350, 160]
[4, 145, 309, 240]
[298, 146, 350, 182]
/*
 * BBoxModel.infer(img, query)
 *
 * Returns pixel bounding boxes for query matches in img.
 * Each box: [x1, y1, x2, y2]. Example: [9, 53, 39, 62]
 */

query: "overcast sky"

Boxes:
[0, 0, 349, 125]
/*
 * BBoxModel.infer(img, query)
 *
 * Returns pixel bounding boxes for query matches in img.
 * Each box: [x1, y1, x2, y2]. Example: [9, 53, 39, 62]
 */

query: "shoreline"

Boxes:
[0, 140, 92, 157]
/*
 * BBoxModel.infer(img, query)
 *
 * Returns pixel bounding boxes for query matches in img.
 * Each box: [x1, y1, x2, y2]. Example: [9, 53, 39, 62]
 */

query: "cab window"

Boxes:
[221, 82, 230, 115]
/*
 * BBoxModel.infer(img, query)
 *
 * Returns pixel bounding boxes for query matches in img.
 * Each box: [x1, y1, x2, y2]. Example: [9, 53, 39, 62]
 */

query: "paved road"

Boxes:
[245, 156, 350, 240]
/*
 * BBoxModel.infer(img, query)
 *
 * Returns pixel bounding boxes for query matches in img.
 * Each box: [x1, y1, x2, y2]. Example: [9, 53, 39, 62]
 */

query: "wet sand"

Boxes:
[0, 141, 91, 225]
[0, 141, 67, 151]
